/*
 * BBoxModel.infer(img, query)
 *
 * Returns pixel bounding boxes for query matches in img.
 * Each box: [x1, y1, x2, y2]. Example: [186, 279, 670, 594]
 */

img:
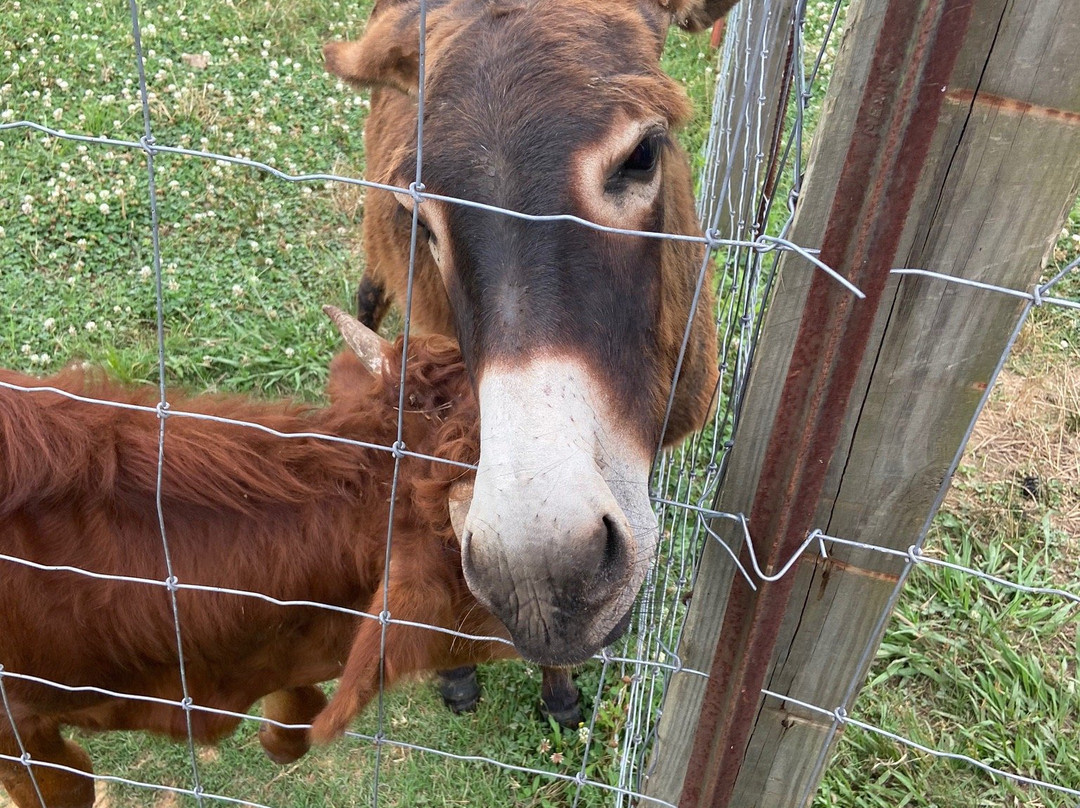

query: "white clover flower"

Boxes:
[231, 284, 244, 297]
[83, 191, 97, 204]
[43, 317, 55, 330]
[85, 321, 97, 332]
[20, 344, 31, 355]
[284, 347, 295, 358]
[98, 203, 109, 214]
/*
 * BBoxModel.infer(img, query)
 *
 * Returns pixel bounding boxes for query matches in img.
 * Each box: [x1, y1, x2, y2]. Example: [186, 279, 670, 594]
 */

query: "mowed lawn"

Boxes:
[2, 1, 1079, 807]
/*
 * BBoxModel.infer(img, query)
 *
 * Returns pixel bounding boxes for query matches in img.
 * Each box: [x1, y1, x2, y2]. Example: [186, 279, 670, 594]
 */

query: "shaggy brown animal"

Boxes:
[319, 0, 737, 735]
[0, 321, 515, 808]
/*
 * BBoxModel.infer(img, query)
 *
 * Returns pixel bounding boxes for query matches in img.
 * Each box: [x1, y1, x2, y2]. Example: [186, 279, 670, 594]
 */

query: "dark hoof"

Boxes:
[437, 666, 481, 714]
[541, 696, 583, 729]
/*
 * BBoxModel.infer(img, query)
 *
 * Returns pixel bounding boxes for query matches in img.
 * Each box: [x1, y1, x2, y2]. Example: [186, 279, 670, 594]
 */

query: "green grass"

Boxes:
[0, 0, 368, 395]
[817, 509, 1080, 807]
[76, 661, 630, 808]
[2, 1, 1079, 807]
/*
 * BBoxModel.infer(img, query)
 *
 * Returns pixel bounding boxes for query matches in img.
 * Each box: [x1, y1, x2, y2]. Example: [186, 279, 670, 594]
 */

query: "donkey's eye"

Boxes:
[624, 135, 660, 176]
[606, 132, 664, 193]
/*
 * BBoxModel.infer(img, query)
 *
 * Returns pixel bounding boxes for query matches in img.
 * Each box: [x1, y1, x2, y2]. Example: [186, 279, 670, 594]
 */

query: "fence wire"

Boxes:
[0, 0, 1078, 807]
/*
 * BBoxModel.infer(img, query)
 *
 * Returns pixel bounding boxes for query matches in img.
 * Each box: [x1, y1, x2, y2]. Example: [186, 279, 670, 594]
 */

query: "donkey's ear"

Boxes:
[324, 3, 422, 94]
[664, 0, 741, 32]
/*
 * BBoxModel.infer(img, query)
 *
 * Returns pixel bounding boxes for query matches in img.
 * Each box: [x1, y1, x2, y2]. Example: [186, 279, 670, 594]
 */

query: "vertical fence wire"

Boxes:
[369, 2, 429, 803]
[130, 0, 205, 803]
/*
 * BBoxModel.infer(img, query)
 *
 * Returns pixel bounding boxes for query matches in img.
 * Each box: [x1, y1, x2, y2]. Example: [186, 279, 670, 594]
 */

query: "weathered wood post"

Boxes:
[645, 0, 1080, 805]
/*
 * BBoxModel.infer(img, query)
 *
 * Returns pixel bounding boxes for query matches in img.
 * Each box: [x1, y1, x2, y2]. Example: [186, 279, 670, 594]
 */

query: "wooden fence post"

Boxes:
[644, 0, 1080, 805]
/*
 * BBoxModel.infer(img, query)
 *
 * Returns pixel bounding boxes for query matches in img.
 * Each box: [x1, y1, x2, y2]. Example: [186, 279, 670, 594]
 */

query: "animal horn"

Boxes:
[448, 479, 474, 540]
[323, 305, 389, 373]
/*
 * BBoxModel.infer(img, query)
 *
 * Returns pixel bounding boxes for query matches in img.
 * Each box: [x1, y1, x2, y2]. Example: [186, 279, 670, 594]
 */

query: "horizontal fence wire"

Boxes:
[758, 689, 1080, 801]
[1, 0, 1078, 806]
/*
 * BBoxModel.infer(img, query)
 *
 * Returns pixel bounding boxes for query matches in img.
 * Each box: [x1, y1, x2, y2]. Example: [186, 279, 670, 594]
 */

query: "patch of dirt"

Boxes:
[196, 746, 219, 764]
[947, 359, 1080, 555]
[153, 789, 180, 808]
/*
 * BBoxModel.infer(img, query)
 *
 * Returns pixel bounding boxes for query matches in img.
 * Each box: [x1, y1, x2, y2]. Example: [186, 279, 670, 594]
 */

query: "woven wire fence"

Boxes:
[0, 1, 1077, 807]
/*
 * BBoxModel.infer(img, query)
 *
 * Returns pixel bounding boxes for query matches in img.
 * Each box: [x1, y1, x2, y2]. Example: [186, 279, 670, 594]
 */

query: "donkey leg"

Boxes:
[356, 274, 391, 330]
[435, 666, 481, 714]
[540, 667, 582, 729]
[0, 720, 95, 808]
[258, 686, 328, 765]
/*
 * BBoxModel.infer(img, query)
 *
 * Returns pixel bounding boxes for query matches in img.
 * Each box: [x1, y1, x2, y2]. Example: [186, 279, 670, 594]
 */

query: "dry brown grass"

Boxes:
[952, 354, 1079, 534]
[942, 284, 1080, 594]
[329, 155, 367, 222]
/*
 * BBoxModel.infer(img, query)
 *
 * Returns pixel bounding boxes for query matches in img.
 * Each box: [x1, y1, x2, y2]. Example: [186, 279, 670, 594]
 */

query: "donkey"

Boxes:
[316, 0, 736, 737]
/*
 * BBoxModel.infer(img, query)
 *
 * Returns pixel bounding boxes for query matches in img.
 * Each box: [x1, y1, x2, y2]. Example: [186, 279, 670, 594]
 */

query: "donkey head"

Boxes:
[326, 0, 725, 666]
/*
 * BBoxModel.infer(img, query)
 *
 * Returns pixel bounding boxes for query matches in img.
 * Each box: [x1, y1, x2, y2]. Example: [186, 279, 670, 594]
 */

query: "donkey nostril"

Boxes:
[600, 514, 627, 579]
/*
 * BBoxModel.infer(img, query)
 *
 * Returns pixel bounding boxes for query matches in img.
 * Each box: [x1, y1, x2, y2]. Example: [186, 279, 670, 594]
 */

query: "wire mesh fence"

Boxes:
[1, 0, 1078, 807]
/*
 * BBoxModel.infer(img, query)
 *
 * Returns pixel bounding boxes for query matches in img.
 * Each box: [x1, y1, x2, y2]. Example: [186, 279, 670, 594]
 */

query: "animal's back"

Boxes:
[0, 365, 389, 739]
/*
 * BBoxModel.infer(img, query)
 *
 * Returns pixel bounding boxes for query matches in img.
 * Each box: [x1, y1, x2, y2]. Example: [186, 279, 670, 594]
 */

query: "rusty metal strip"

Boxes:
[679, 1, 977, 805]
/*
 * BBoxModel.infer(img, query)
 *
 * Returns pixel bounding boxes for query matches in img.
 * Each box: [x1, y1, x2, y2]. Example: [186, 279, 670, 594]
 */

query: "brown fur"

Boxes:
[326, 0, 722, 446]
[0, 337, 509, 808]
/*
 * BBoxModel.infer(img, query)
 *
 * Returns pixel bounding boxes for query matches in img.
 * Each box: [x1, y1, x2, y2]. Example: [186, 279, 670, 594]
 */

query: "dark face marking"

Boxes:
[390, 2, 688, 447]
